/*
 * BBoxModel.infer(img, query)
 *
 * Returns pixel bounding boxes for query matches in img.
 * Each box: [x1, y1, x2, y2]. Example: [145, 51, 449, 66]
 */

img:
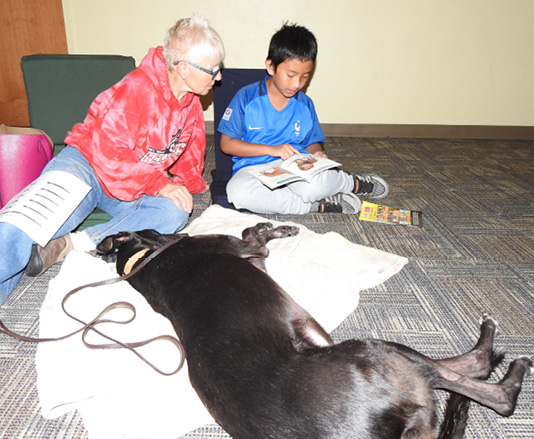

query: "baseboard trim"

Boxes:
[205, 121, 534, 140]
[319, 124, 534, 140]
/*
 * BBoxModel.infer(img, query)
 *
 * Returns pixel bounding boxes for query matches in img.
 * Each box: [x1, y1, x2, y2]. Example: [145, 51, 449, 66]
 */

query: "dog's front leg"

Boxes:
[242, 223, 299, 247]
[241, 223, 299, 272]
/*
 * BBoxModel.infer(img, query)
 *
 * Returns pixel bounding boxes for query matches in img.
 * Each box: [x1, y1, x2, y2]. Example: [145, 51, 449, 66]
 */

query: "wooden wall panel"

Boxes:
[0, 0, 68, 127]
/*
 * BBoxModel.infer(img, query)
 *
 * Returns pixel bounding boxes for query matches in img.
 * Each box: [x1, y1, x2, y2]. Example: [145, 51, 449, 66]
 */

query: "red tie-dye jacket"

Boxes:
[65, 46, 206, 201]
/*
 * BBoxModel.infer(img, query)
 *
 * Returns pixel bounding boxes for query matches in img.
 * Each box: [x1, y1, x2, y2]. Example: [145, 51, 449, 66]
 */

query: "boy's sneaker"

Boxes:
[315, 192, 361, 214]
[351, 174, 389, 199]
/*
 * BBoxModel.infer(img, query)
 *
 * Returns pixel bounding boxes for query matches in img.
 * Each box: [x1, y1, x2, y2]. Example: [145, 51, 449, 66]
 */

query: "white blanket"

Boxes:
[36, 205, 408, 439]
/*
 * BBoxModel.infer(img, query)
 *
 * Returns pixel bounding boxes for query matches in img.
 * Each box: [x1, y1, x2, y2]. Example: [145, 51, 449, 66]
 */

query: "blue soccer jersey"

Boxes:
[217, 76, 325, 173]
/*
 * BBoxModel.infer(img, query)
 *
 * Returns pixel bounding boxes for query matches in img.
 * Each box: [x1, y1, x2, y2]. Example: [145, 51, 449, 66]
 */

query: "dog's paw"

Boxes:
[274, 225, 299, 238]
[521, 357, 534, 378]
[253, 222, 274, 234]
[480, 314, 500, 336]
[511, 357, 533, 379]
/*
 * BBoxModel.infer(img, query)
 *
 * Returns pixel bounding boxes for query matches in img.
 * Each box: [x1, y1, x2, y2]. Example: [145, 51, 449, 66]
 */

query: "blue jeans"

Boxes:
[0, 146, 190, 303]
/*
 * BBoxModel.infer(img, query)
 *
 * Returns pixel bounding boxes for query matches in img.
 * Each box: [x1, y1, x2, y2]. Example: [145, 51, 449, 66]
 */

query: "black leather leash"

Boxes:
[0, 236, 186, 376]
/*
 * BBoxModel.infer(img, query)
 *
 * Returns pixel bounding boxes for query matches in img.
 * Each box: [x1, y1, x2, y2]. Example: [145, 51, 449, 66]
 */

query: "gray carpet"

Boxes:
[1, 136, 533, 438]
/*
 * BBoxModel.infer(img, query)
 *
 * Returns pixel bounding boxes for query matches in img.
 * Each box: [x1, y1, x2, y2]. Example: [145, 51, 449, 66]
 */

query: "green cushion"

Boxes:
[21, 54, 136, 148]
[76, 209, 112, 231]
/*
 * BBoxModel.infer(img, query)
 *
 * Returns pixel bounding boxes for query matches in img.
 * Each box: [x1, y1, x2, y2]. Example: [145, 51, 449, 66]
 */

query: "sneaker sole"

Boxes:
[367, 175, 389, 199]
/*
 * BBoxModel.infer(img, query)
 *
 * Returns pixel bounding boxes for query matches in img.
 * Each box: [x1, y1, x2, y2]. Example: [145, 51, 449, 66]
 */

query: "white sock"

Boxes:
[70, 231, 96, 252]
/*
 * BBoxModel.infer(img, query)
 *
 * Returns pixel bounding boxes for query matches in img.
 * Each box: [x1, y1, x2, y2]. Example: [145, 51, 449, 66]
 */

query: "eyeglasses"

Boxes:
[175, 60, 223, 79]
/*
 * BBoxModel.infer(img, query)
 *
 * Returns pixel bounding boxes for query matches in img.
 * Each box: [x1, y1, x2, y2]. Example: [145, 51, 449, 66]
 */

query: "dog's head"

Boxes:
[96, 230, 186, 275]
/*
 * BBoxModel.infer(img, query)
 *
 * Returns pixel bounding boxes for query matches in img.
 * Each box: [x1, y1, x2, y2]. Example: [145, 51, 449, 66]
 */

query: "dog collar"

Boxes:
[123, 249, 150, 275]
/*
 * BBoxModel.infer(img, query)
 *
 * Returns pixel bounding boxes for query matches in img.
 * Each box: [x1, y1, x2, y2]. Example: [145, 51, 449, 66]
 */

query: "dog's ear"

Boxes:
[96, 232, 133, 255]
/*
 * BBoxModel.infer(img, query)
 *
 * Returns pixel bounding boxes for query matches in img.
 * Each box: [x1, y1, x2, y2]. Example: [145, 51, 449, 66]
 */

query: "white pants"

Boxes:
[226, 160, 354, 214]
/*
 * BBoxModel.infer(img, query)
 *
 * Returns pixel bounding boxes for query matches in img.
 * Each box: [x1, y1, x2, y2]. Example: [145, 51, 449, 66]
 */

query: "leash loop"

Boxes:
[0, 236, 186, 375]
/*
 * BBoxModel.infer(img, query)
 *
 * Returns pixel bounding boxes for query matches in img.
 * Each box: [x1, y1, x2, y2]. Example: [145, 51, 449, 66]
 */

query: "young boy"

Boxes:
[218, 23, 388, 215]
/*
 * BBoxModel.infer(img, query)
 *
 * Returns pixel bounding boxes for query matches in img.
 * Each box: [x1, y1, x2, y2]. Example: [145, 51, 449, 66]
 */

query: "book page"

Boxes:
[248, 154, 342, 189]
[280, 154, 341, 181]
[248, 163, 303, 189]
[0, 171, 91, 246]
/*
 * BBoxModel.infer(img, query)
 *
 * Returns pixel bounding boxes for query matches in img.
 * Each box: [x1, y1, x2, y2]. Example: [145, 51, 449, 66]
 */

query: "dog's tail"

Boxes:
[437, 393, 471, 439]
[437, 352, 504, 439]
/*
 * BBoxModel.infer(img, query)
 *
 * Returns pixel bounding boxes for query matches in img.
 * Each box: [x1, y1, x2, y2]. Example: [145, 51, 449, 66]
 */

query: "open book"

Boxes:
[359, 201, 423, 227]
[249, 154, 341, 189]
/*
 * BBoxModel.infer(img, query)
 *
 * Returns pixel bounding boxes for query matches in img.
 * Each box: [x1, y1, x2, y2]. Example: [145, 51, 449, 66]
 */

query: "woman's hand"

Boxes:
[159, 183, 193, 213]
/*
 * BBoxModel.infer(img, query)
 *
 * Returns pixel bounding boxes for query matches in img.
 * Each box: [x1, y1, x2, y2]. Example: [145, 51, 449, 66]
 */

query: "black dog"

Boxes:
[97, 223, 532, 439]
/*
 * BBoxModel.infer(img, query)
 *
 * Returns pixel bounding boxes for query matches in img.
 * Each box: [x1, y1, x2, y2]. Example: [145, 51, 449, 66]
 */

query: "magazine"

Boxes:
[249, 154, 341, 189]
[359, 201, 423, 228]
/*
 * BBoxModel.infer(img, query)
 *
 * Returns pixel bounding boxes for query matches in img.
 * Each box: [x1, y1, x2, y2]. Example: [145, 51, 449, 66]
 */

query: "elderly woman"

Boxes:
[0, 14, 225, 302]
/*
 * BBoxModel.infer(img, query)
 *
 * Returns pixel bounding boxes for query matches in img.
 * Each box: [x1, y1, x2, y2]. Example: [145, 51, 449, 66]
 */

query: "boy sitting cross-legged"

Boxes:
[218, 23, 388, 215]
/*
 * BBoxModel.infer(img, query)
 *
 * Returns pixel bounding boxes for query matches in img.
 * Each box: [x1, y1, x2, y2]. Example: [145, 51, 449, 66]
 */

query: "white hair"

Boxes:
[163, 14, 225, 69]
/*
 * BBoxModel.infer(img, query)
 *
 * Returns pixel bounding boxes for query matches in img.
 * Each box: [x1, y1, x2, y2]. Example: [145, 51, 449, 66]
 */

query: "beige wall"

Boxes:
[62, 0, 534, 126]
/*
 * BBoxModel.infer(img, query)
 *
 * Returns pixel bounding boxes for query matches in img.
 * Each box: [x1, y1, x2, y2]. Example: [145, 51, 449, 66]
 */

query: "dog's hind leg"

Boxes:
[435, 314, 502, 380]
[433, 356, 532, 416]
[437, 344, 504, 439]
[381, 315, 530, 417]
[428, 315, 531, 417]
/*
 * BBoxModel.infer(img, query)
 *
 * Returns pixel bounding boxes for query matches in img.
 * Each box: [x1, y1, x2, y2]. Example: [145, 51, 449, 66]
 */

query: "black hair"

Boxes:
[267, 23, 318, 70]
